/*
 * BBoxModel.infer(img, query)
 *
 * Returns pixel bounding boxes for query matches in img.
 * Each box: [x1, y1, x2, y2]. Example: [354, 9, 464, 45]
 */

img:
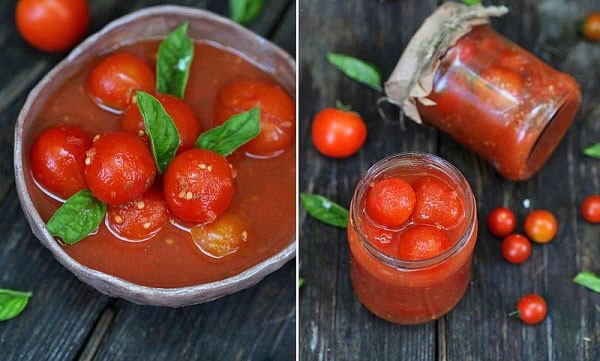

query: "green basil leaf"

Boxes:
[46, 189, 106, 245]
[574, 271, 600, 293]
[462, 0, 482, 5]
[583, 143, 600, 159]
[230, 0, 264, 25]
[136, 91, 180, 173]
[196, 106, 260, 156]
[327, 53, 382, 92]
[156, 22, 194, 98]
[0, 289, 32, 321]
[300, 193, 349, 228]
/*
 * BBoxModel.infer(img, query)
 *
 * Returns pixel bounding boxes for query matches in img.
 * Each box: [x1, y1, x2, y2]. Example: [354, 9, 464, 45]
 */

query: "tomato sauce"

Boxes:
[27, 40, 295, 288]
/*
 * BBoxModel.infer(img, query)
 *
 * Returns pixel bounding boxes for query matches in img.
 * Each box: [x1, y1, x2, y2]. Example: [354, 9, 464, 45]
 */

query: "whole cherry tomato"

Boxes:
[30, 126, 92, 199]
[85, 132, 156, 205]
[581, 195, 600, 223]
[487, 207, 517, 238]
[524, 210, 558, 244]
[398, 225, 451, 260]
[214, 79, 295, 158]
[412, 176, 464, 228]
[515, 294, 547, 325]
[501, 234, 531, 264]
[311, 108, 367, 158]
[16, 0, 90, 52]
[88, 53, 155, 112]
[365, 177, 415, 228]
[191, 212, 248, 258]
[580, 12, 600, 42]
[478, 66, 524, 109]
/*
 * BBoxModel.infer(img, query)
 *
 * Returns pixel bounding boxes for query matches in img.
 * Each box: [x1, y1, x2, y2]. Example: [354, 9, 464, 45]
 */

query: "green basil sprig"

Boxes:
[230, 0, 264, 25]
[300, 193, 349, 228]
[157, 22, 194, 98]
[196, 106, 260, 156]
[583, 143, 600, 159]
[46, 189, 106, 245]
[137, 91, 180, 173]
[462, 0, 482, 5]
[0, 289, 32, 321]
[327, 53, 383, 92]
[574, 271, 600, 293]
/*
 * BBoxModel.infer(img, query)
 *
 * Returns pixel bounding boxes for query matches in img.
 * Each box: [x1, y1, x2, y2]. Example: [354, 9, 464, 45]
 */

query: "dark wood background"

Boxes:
[0, 1, 295, 360]
[299, 0, 599, 360]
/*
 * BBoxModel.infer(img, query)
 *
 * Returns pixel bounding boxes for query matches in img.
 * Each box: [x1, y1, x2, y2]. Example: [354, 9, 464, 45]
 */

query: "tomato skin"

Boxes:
[85, 132, 156, 205]
[214, 79, 295, 158]
[412, 176, 464, 228]
[581, 195, 600, 223]
[581, 12, 600, 42]
[191, 212, 248, 258]
[517, 294, 547, 325]
[524, 210, 558, 244]
[30, 126, 93, 199]
[398, 225, 451, 260]
[365, 178, 416, 228]
[487, 207, 517, 238]
[88, 53, 155, 112]
[16, 0, 90, 52]
[163, 148, 234, 224]
[311, 108, 366, 158]
[501, 234, 531, 264]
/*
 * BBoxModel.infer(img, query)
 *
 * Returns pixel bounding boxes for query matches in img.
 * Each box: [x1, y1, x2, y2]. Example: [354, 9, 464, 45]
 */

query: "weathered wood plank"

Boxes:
[272, 1, 296, 57]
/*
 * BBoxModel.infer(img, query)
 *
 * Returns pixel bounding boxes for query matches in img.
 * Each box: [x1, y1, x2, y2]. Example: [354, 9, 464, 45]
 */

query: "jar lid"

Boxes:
[384, 2, 508, 123]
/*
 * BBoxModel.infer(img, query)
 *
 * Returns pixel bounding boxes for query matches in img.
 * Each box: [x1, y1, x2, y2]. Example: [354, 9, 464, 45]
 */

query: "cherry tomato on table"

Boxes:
[16, 0, 90, 52]
[524, 209, 558, 244]
[581, 195, 600, 223]
[411, 176, 464, 228]
[487, 207, 516, 238]
[191, 212, 248, 258]
[515, 294, 547, 325]
[398, 225, 451, 261]
[579, 12, 600, 42]
[311, 108, 366, 158]
[501, 234, 531, 264]
[365, 177, 415, 228]
[30, 126, 92, 199]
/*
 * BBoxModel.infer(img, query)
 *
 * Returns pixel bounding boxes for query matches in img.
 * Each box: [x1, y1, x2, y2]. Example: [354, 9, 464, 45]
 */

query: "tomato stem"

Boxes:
[508, 310, 520, 318]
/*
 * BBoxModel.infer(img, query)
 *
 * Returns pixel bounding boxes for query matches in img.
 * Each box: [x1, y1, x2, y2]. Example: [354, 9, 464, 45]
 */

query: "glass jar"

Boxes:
[348, 153, 477, 324]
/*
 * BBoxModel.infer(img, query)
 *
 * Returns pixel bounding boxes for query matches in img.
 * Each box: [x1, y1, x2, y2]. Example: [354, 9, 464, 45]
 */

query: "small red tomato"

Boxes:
[191, 212, 248, 258]
[361, 218, 396, 255]
[106, 186, 170, 242]
[214, 79, 295, 158]
[122, 94, 201, 153]
[163, 148, 234, 224]
[477, 66, 524, 108]
[487, 207, 517, 238]
[365, 177, 416, 228]
[16, 0, 90, 52]
[88, 53, 155, 112]
[311, 108, 367, 158]
[85, 132, 156, 205]
[581, 195, 600, 223]
[398, 226, 451, 260]
[412, 176, 464, 228]
[30, 126, 93, 199]
[516, 294, 547, 325]
[524, 210, 558, 244]
[501, 234, 532, 264]
[580, 12, 600, 42]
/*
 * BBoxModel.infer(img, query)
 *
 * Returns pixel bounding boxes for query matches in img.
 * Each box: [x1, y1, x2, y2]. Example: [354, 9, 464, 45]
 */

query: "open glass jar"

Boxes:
[348, 153, 477, 324]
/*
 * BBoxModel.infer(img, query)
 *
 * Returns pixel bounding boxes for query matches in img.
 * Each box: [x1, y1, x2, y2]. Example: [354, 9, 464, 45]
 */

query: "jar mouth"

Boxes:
[349, 152, 477, 270]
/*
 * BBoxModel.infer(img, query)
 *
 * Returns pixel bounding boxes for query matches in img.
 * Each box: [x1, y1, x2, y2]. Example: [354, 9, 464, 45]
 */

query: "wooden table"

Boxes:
[299, 0, 599, 360]
[0, 1, 295, 360]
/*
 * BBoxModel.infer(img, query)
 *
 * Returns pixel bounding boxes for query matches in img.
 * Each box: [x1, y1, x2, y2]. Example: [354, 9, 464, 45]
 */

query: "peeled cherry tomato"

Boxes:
[398, 226, 451, 260]
[580, 12, 600, 42]
[516, 294, 547, 325]
[361, 219, 395, 255]
[30, 126, 92, 199]
[365, 177, 415, 228]
[487, 207, 517, 238]
[412, 176, 464, 228]
[311, 108, 367, 158]
[122, 94, 201, 152]
[88, 53, 155, 112]
[191, 212, 248, 258]
[106, 186, 170, 242]
[163, 148, 234, 224]
[524, 210, 557, 244]
[581, 195, 600, 223]
[478, 66, 524, 108]
[85, 132, 156, 205]
[214, 79, 295, 158]
[16, 0, 90, 52]
[501, 234, 531, 264]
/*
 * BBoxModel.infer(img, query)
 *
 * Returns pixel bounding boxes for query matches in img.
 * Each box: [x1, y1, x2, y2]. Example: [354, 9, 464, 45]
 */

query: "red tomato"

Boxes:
[191, 212, 248, 258]
[311, 108, 367, 158]
[398, 226, 451, 260]
[361, 218, 396, 255]
[581, 195, 600, 223]
[516, 294, 547, 325]
[16, 0, 90, 52]
[524, 210, 558, 244]
[476, 66, 524, 109]
[85, 132, 156, 205]
[30, 126, 92, 199]
[501, 234, 532, 264]
[214, 79, 295, 158]
[412, 176, 464, 228]
[163, 148, 234, 224]
[581, 12, 600, 42]
[487, 207, 517, 238]
[122, 94, 201, 153]
[106, 186, 170, 241]
[88, 53, 155, 112]
[365, 177, 415, 228]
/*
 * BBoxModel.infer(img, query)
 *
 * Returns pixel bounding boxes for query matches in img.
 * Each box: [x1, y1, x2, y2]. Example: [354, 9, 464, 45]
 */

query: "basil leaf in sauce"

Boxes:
[136, 91, 180, 173]
[583, 143, 600, 159]
[230, 0, 264, 25]
[0, 289, 32, 321]
[156, 22, 194, 98]
[327, 53, 383, 92]
[46, 189, 106, 245]
[300, 193, 349, 228]
[196, 106, 260, 156]
[574, 272, 600, 293]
